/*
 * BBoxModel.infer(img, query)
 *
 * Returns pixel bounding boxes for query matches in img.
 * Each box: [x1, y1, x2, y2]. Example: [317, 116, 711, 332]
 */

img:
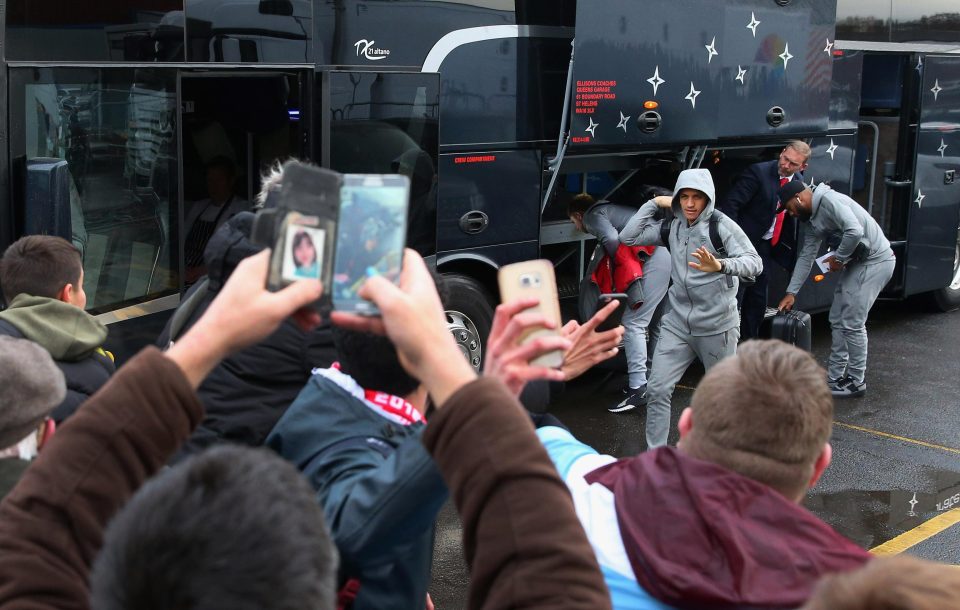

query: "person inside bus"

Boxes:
[184, 156, 249, 284]
[535, 339, 872, 610]
[0, 235, 115, 423]
[567, 191, 671, 414]
[776, 180, 896, 398]
[719, 141, 810, 339]
[619, 169, 761, 449]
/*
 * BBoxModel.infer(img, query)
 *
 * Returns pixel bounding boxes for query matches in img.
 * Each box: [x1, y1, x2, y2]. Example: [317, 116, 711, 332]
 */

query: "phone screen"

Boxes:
[333, 174, 410, 314]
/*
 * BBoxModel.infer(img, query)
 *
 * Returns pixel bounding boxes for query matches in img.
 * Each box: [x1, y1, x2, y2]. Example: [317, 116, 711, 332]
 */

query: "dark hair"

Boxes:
[292, 230, 317, 267]
[90, 446, 338, 610]
[681, 340, 833, 500]
[0, 235, 82, 303]
[332, 270, 448, 398]
[566, 193, 596, 218]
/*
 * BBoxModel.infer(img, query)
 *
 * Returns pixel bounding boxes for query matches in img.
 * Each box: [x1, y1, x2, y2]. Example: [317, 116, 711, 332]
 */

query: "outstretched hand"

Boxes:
[330, 249, 477, 407]
[483, 298, 570, 396]
[688, 246, 722, 273]
[560, 298, 625, 380]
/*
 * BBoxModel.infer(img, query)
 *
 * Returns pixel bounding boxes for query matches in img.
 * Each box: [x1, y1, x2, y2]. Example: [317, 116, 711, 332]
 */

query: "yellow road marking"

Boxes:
[870, 509, 960, 556]
[833, 422, 960, 455]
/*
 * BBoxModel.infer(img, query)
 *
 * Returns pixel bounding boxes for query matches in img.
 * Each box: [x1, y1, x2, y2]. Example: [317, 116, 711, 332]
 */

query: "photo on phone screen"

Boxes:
[333, 174, 410, 313]
[281, 217, 325, 282]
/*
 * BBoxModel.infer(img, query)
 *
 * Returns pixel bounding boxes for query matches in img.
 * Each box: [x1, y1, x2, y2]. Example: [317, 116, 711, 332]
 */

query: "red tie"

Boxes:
[771, 177, 789, 246]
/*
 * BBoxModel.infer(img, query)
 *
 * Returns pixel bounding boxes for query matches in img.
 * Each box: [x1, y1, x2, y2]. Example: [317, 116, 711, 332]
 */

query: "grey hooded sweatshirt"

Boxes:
[786, 183, 893, 295]
[620, 169, 762, 336]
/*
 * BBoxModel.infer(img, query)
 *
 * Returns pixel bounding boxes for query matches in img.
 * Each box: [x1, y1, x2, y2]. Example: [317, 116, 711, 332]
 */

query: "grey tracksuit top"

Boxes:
[582, 201, 642, 257]
[619, 169, 762, 337]
[786, 183, 893, 295]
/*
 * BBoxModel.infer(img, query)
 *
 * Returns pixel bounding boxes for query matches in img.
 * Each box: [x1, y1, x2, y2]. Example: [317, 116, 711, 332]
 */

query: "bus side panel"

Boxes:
[905, 56, 960, 297]
[436, 150, 541, 252]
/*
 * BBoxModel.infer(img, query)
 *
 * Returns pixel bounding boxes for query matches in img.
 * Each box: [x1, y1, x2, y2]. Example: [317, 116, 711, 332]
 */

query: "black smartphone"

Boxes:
[595, 293, 627, 332]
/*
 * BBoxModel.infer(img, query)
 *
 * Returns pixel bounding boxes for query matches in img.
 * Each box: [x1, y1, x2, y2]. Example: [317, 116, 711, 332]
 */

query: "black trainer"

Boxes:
[610, 386, 647, 413]
[831, 376, 866, 398]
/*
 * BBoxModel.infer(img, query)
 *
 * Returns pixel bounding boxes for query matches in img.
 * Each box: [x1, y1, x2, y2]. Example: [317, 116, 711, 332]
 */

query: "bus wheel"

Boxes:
[933, 225, 960, 312]
[443, 274, 494, 371]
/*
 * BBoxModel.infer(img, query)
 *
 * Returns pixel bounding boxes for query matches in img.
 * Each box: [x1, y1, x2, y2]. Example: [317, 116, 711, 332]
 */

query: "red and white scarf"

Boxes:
[314, 365, 425, 426]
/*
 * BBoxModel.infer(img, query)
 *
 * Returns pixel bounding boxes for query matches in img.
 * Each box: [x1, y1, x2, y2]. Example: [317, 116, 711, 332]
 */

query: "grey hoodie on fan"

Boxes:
[620, 169, 762, 337]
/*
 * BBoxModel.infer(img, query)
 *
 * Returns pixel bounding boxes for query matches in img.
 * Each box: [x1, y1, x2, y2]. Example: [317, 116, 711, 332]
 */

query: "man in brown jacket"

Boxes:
[0, 247, 611, 609]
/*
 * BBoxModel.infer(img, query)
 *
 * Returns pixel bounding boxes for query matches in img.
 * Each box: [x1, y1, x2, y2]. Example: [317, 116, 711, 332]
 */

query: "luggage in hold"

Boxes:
[763, 310, 812, 352]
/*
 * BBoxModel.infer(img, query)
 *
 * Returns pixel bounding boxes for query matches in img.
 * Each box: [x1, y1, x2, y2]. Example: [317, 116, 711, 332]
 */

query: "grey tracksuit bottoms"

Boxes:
[622, 247, 671, 389]
[645, 323, 739, 449]
[828, 255, 896, 385]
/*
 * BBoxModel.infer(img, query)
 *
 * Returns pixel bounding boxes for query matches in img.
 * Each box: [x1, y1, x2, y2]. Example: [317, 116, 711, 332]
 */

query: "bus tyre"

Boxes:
[443, 274, 495, 372]
[932, 227, 960, 312]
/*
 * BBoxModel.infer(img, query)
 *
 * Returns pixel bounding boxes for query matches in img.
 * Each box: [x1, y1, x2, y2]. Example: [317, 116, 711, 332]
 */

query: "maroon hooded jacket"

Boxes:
[584, 447, 871, 609]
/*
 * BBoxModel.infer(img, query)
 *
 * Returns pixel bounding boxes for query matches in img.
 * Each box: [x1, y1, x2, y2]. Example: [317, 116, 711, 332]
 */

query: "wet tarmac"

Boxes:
[430, 297, 960, 609]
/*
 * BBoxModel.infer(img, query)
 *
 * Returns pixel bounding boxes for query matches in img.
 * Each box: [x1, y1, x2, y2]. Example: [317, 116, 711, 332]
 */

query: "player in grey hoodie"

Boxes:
[776, 181, 895, 398]
[620, 169, 762, 448]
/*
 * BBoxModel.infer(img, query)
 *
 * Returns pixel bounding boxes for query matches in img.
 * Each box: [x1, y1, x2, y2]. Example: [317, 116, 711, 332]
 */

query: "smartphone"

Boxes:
[497, 259, 564, 368]
[332, 174, 410, 315]
[252, 161, 341, 310]
[595, 293, 627, 333]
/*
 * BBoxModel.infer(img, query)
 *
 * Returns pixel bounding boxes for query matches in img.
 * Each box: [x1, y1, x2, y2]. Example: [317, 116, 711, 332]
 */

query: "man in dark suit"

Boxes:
[719, 141, 810, 339]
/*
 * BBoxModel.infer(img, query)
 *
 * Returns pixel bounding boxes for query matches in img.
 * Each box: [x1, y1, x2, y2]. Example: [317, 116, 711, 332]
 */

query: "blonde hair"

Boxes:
[785, 140, 812, 161]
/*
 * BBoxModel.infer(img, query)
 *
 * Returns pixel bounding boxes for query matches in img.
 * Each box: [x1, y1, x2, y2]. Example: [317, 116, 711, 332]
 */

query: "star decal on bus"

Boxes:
[931, 80, 943, 101]
[585, 117, 598, 137]
[938, 139, 948, 157]
[915, 189, 925, 208]
[685, 82, 701, 109]
[617, 112, 631, 133]
[735, 66, 747, 84]
[705, 37, 718, 64]
[647, 66, 665, 96]
[825, 139, 838, 160]
[746, 12, 760, 37]
[779, 43, 793, 70]
[824, 39, 834, 54]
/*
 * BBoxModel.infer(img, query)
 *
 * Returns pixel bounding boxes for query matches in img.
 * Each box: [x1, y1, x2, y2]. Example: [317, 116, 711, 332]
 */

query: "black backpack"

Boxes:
[657, 208, 755, 286]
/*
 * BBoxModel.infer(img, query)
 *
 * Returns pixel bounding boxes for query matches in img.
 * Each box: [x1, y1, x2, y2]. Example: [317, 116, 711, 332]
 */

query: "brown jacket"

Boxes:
[0, 348, 202, 609]
[423, 377, 612, 610]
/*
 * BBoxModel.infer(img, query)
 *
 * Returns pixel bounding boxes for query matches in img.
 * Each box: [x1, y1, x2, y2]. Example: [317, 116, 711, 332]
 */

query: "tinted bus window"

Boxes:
[6, 0, 184, 61]
[10, 68, 179, 314]
[185, 0, 311, 62]
[325, 71, 440, 257]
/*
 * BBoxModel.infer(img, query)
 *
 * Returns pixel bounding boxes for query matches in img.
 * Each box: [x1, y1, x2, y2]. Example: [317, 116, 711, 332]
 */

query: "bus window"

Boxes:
[9, 68, 179, 314]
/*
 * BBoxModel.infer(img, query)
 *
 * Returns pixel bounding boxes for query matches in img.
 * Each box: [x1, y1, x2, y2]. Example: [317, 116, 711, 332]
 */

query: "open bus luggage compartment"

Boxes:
[569, 0, 837, 149]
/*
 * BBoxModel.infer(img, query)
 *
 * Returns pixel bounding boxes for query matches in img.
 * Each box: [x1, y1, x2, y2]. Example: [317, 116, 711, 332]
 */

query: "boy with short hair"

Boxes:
[0, 235, 114, 422]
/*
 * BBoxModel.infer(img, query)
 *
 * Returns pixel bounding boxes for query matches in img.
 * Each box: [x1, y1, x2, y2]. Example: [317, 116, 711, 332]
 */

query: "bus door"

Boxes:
[178, 70, 311, 285]
[903, 55, 960, 298]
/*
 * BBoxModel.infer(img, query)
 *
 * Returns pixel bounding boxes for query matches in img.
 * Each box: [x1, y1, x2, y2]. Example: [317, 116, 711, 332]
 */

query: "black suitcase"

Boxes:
[761, 309, 812, 352]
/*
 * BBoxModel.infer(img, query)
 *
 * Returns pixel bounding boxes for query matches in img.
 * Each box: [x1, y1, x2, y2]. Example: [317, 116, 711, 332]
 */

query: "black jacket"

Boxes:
[158, 213, 336, 463]
[0, 317, 114, 423]
[719, 159, 801, 267]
